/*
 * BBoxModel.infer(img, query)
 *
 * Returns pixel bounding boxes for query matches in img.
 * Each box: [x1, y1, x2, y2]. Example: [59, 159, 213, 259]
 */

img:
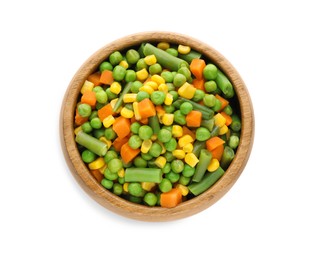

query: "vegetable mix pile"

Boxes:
[74, 41, 241, 208]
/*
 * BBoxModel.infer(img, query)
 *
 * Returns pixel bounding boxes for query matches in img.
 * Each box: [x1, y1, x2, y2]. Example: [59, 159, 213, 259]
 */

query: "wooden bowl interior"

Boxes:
[60, 32, 254, 221]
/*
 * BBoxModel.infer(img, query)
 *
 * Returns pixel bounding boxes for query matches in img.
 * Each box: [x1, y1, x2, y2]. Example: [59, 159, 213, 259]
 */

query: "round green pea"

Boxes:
[157, 129, 172, 143]
[203, 94, 216, 107]
[128, 135, 142, 149]
[81, 122, 92, 133]
[161, 71, 174, 83]
[182, 164, 195, 177]
[113, 183, 123, 195]
[203, 64, 218, 80]
[128, 183, 145, 197]
[104, 150, 118, 163]
[165, 171, 180, 183]
[109, 51, 123, 66]
[77, 103, 92, 117]
[136, 58, 147, 70]
[108, 158, 123, 173]
[196, 127, 211, 141]
[130, 122, 141, 134]
[149, 142, 162, 157]
[192, 89, 205, 102]
[166, 48, 178, 57]
[171, 159, 184, 173]
[138, 125, 153, 140]
[125, 69, 136, 82]
[173, 110, 186, 125]
[126, 49, 140, 64]
[159, 178, 172, 193]
[173, 73, 186, 87]
[99, 61, 113, 72]
[149, 63, 162, 75]
[180, 102, 193, 115]
[134, 156, 147, 168]
[151, 91, 166, 105]
[104, 127, 117, 140]
[164, 138, 177, 152]
[144, 193, 158, 206]
[90, 117, 102, 129]
[130, 81, 143, 93]
[81, 149, 96, 163]
[101, 178, 114, 189]
[136, 91, 150, 102]
[95, 90, 108, 104]
[204, 80, 217, 92]
[113, 65, 126, 81]
[178, 67, 191, 81]
[104, 168, 118, 181]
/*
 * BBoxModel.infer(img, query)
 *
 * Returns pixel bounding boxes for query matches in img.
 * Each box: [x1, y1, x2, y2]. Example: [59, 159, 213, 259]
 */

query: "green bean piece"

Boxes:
[75, 131, 107, 157]
[192, 149, 212, 182]
[143, 43, 188, 71]
[200, 118, 215, 132]
[148, 115, 160, 134]
[230, 114, 241, 132]
[178, 49, 202, 63]
[124, 168, 163, 183]
[113, 82, 132, 113]
[188, 167, 225, 196]
[215, 70, 235, 98]
[192, 140, 206, 158]
[210, 125, 220, 137]
[220, 146, 235, 170]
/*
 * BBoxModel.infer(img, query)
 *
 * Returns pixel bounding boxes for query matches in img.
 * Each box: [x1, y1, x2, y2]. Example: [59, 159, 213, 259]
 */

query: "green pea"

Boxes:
[178, 66, 191, 81]
[134, 156, 147, 168]
[182, 164, 195, 177]
[130, 122, 141, 134]
[124, 103, 133, 111]
[223, 105, 233, 115]
[101, 178, 114, 189]
[104, 150, 118, 163]
[104, 168, 118, 181]
[173, 73, 186, 87]
[179, 175, 191, 186]
[136, 58, 147, 70]
[203, 64, 218, 80]
[212, 99, 222, 112]
[159, 178, 172, 193]
[166, 48, 178, 57]
[165, 171, 180, 183]
[136, 91, 150, 102]
[128, 135, 142, 149]
[149, 142, 162, 157]
[180, 102, 193, 115]
[131, 81, 143, 93]
[77, 103, 92, 117]
[138, 125, 153, 140]
[149, 63, 162, 75]
[162, 163, 171, 174]
[106, 88, 118, 101]
[125, 69, 137, 82]
[171, 159, 184, 173]
[113, 183, 123, 195]
[95, 90, 108, 104]
[109, 51, 123, 66]
[204, 80, 217, 92]
[164, 138, 177, 152]
[229, 135, 240, 149]
[173, 110, 186, 125]
[169, 90, 178, 101]
[151, 91, 166, 105]
[161, 71, 174, 83]
[157, 129, 172, 143]
[118, 177, 125, 185]
[93, 128, 105, 139]
[141, 152, 153, 161]
[196, 127, 211, 141]
[104, 127, 117, 140]
[163, 151, 175, 162]
[163, 105, 175, 113]
[81, 149, 96, 163]
[81, 122, 92, 133]
[93, 86, 103, 92]
[99, 61, 113, 72]
[113, 65, 126, 81]
[90, 117, 102, 129]
[128, 183, 145, 197]
[144, 193, 158, 206]
[126, 49, 140, 64]
[192, 89, 205, 102]
[203, 94, 216, 107]
[108, 158, 123, 173]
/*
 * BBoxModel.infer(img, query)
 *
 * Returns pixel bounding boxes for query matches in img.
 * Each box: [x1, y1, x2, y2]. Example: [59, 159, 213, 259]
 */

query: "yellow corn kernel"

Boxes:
[88, 157, 105, 170]
[178, 82, 196, 99]
[99, 136, 112, 149]
[158, 83, 168, 93]
[157, 42, 170, 50]
[172, 125, 183, 138]
[81, 80, 94, 94]
[110, 82, 122, 94]
[155, 156, 167, 169]
[136, 68, 149, 81]
[158, 142, 166, 154]
[164, 93, 173, 105]
[178, 44, 191, 54]
[123, 93, 137, 103]
[151, 134, 158, 141]
[133, 101, 141, 120]
[185, 153, 199, 167]
[207, 158, 220, 172]
[214, 113, 226, 127]
[142, 182, 156, 191]
[139, 85, 154, 94]
[176, 184, 189, 196]
[178, 134, 194, 147]
[117, 168, 125, 178]
[145, 81, 158, 90]
[151, 74, 165, 85]
[144, 54, 157, 65]
[119, 60, 129, 69]
[172, 149, 185, 159]
[103, 115, 115, 128]
[74, 126, 82, 135]
[98, 164, 107, 174]
[123, 183, 129, 192]
[162, 113, 174, 126]
[183, 143, 193, 153]
[219, 124, 228, 135]
[141, 139, 153, 153]
[120, 107, 134, 118]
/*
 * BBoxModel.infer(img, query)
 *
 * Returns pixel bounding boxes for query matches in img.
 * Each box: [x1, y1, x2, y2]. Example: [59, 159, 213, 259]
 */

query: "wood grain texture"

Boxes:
[60, 31, 254, 221]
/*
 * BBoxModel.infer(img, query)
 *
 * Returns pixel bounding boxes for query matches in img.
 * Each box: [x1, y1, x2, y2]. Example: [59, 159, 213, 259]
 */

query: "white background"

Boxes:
[1, 0, 310, 259]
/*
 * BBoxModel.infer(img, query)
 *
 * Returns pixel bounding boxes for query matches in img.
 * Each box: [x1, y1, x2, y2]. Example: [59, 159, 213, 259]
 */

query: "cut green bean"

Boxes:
[220, 146, 235, 170]
[192, 149, 212, 182]
[143, 43, 188, 71]
[188, 167, 225, 196]
[75, 131, 108, 157]
[230, 114, 241, 132]
[192, 140, 206, 158]
[178, 49, 202, 63]
[113, 82, 132, 113]
[124, 168, 163, 183]
[215, 70, 234, 98]
[148, 115, 160, 134]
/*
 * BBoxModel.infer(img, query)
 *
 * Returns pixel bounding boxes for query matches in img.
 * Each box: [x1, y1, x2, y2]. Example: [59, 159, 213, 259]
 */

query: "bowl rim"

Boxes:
[60, 31, 254, 221]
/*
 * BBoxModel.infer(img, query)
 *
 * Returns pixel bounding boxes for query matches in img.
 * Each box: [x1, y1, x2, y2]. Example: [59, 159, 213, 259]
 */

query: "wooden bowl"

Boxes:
[60, 31, 254, 221]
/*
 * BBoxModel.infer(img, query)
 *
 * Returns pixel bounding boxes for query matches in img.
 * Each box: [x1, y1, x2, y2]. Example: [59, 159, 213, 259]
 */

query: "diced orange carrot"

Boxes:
[206, 136, 225, 151]
[112, 116, 131, 139]
[90, 169, 103, 183]
[160, 188, 182, 208]
[185, 110, 202, 127]
[120, 142, 141, 164]
[137, 98, 156, 119]
[98, 103, 114, 121]
[87, 72, 101, 86]
[190, 58, 206, 80]
[220, 112, 233, 126]
[112, 136, 130, 152]
[215, 94, 229, 111]
[100, 70, 114, 85]
[210, 144, 224, 161]
[140, 117, 149, 125]
[81, 90, 96, 107]
[192, 78, 205, 91]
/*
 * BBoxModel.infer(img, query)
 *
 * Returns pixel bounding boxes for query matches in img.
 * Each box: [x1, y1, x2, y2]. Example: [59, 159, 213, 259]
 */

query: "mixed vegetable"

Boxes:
[74, 41, 241, 208]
